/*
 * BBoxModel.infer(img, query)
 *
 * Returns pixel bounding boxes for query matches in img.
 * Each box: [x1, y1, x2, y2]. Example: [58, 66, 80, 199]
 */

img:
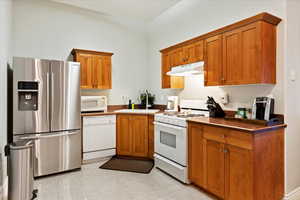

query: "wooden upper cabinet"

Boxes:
[93, 55, 112, 89]
[76, 53, 94, 89]
[194, 40, 204, 62]
[161, 52, 184, 89]
[169, 48, 184, 67]
[204, 35, 223, 86]
[183, 40, 204, 64]
[72, 49, 113, 89]
[160, 12, 281, 87]
[223, 22, 263, 85]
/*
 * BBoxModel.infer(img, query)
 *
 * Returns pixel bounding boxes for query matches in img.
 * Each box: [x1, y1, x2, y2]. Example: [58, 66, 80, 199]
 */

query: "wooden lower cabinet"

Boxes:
[188, 123, 204, 187]
[116, 115, 132, 156]
[225, 145, 253, 200]
[148, 115, 154, 159]
[131, 115, 148, 157]
[205, 140, 225, 199]
[117, 114, 153, 158]
[188, 122, 284, 200]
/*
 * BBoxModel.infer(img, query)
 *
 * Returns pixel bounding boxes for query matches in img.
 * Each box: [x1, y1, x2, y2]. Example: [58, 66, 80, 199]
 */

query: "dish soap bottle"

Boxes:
[128, 99, 132, 109]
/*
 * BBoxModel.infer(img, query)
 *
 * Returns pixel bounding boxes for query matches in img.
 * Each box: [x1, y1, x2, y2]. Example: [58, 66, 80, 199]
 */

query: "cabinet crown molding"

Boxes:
[72, 48, 114, 56]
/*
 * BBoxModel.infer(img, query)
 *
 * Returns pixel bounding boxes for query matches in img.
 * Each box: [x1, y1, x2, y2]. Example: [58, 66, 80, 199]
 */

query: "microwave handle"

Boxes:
[153, 122, 186, 131]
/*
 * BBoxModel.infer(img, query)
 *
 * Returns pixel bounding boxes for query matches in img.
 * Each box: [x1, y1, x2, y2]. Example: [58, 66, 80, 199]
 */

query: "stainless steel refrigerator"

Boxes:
[12, 57, 81, 177]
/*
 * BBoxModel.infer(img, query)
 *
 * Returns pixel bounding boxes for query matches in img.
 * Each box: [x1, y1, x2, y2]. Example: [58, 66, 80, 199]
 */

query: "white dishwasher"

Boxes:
[82, 115, 116, 161]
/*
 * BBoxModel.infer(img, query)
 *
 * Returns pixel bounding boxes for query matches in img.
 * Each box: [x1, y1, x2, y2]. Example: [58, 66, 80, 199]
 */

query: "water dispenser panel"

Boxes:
[18, 81, 39, 111]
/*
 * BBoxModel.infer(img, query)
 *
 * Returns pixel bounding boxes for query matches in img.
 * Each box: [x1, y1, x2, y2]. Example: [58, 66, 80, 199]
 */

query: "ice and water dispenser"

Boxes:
[17, 81, 38, 111]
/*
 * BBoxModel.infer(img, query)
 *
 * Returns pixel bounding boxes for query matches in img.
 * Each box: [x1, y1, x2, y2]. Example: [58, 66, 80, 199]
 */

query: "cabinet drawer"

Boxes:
[203, 126, 227, 143]
[226, 130, 253, 150]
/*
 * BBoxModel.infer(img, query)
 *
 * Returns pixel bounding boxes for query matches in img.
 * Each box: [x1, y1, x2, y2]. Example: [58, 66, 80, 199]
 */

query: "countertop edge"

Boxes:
[187, 119, 287, 133]
[81, 111, 161, 117]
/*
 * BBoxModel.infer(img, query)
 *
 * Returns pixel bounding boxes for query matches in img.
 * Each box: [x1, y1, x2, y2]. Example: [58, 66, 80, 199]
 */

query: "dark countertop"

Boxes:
[187, 116, 287, 133]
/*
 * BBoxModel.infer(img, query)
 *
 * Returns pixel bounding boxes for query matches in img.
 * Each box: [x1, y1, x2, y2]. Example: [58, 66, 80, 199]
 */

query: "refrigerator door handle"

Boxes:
[46, 72, 50, 122]
[18, 130, 80, 140]
[51, 72, 54, 128]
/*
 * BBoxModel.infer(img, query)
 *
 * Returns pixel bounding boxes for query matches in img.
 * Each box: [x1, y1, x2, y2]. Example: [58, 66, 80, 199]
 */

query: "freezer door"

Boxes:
[50, 61, 81, 131]
[13, 57, 51, 135]
[16, 130, 82, 177]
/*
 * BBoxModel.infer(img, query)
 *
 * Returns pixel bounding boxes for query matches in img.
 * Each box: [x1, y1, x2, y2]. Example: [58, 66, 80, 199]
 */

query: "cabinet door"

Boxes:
[204, 139, 225, 198]
[148, 115, 154, 159]
[188, 123, 204, 187]
[161, 52, 184, 89]
[169, 48, 184, 67]
[223, 22, 260, 85]
[131, 115, 149, 157]
[93, 55, 112, 89]
[117, 115, 132, 156]
[183, 44, 196, 64]
[204, 35, 223, 86]
[76, 53, 94, 89]
[183, 40, 204, 64]
[162, 53, 171, 88]
[194, 40, 204, 62]
[225, 145, 253, 200]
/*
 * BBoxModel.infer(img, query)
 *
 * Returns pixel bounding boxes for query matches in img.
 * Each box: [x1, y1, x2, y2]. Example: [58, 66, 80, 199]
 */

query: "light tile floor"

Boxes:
[35, 161, 215, 200]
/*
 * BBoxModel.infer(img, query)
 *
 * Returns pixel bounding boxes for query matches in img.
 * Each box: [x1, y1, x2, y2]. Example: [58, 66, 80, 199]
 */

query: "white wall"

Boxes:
[12, 0, 149, 105]
[147, 0, 286, 113]
[0, 0, 12, 198]
[284, 0, 300, 195]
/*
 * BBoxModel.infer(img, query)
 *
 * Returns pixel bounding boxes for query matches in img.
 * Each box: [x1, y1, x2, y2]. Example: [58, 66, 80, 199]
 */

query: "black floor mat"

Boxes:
[99, 156, 154, 174]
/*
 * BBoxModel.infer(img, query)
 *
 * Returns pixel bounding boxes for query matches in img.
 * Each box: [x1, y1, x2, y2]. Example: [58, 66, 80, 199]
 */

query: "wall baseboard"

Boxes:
[284, 186, 300, 200]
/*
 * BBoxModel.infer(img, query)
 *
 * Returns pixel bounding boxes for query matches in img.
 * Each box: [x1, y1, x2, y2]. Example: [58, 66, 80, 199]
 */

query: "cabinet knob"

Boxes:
[224, 149, 228, 153]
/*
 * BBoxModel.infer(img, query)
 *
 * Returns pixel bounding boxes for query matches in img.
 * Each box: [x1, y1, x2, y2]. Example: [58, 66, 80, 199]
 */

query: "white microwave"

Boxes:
[81, 96, 108, 112]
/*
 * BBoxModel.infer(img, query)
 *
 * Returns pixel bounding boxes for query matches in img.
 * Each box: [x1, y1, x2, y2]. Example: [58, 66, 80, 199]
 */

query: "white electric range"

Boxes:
[154, 100, 209, 183]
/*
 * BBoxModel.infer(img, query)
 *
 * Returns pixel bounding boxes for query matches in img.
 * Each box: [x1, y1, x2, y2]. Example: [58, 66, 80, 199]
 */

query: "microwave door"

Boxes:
[13, 57, 51, 135]
[50, 61, 81, 132]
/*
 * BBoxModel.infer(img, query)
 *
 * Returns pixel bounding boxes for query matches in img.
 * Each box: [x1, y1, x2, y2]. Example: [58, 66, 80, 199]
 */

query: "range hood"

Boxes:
[166, 61, 204, 76]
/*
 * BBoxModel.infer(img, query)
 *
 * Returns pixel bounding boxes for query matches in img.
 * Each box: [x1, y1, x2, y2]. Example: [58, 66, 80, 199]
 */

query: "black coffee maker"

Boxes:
[252, 97, 274, 120]
[206, 96, 225, 118]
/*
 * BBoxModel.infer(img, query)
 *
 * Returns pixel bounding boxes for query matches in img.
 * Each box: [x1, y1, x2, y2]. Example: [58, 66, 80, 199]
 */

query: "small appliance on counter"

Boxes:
[252, 97, 274, 120]
[206, 96, 225, 118]
[166, 96, 179, 112]
[81, 96, 107, 113]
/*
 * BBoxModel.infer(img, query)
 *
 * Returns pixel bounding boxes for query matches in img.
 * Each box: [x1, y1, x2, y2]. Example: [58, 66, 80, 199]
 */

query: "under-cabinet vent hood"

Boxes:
[166, 61, 204, 76]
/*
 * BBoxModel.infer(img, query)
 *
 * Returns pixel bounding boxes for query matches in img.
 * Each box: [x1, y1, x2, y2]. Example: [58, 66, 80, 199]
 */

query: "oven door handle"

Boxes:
[153, 122, 186, 130]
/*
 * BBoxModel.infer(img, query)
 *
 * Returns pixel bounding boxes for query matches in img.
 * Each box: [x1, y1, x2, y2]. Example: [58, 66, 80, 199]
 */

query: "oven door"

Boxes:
[154, 122, 187, 166]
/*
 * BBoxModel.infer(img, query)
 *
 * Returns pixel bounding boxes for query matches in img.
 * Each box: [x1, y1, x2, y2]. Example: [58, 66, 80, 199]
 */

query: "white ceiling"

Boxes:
[51, 0, 182, 31]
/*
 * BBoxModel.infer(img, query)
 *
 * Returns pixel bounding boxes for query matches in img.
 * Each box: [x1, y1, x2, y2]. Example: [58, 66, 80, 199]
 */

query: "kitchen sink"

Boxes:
[114, 109, 160, 114]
